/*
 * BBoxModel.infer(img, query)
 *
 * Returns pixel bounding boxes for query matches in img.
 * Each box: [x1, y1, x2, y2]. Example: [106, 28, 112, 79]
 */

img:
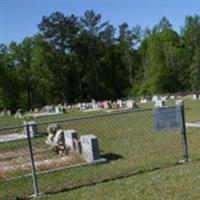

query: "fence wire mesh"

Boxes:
[0, 107, 189, 199]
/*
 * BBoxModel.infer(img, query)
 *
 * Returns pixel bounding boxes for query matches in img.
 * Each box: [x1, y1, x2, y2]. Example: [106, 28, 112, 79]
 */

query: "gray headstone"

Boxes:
[80, 135, 100, 163]
[64, 129, 78, 151]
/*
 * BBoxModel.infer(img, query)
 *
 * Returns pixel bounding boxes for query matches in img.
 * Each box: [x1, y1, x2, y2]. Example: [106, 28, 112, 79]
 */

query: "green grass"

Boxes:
[39, 161, 200, 200]
[1, 99, 200, 199]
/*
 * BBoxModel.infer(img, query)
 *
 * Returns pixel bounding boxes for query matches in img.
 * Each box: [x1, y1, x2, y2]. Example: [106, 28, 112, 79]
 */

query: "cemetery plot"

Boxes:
[0, 137, 83, 179]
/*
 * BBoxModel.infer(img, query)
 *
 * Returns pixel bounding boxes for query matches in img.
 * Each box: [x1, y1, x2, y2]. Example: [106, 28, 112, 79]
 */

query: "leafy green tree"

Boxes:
[190, 48, 200, 91]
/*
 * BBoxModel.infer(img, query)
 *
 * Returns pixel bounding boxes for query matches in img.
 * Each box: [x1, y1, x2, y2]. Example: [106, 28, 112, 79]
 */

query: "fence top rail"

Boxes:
[0, 106, 177, 132]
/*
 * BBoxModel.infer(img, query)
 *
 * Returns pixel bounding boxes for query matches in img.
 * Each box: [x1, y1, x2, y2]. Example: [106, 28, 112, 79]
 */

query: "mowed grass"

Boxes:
[1, 99, 200, 199]
[39, 161, 200, 200]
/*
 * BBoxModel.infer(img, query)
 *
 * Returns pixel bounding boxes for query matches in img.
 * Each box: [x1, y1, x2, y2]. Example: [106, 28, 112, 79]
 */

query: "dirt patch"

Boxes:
[0, 149, 83, 179]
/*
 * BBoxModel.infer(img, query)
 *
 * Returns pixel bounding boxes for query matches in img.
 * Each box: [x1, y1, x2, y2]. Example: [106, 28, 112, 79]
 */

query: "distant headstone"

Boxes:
[117, 99, 123, 108]
[6, 110, 11, 116]
[92, 99, 97, 109]
[154, 100, 165, 108]
[55, 106, 61, 113]
[140, 99, 148, 103]
[176, 100, 183, 106]
[193, 94, 199, 100]
[102, 101, 109, 109]
[15, 109, 23, 119]
[126, 100, 134, 109]
[170, 96, 176, 100]
[161, 96, 168, 101]
[152, 95, 159, 102]
[80, 135, 100, 163]
[64, 129, 78, 151]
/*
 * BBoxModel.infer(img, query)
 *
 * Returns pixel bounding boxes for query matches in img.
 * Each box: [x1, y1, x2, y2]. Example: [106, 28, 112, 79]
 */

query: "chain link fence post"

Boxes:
[25, 121, 39, 196]
[179, 102, 189, 162]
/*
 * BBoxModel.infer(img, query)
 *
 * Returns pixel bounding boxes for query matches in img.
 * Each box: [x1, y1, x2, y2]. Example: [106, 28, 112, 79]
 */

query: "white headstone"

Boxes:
[64, 129, 78, 151]
[140, 99, 147, 103]
[91, 99, 97, 109]
[117, 99, 123, 108]
[152, 95, 159, 102]
[126, 100, 134, 109]
[55, 106, 60, 113]
[170, 96, 175, 100]
[80, 134, 100, 163]
[161, 96, 168, 101]
[155, 100, 165, 108]
[193, 94, 198, 100]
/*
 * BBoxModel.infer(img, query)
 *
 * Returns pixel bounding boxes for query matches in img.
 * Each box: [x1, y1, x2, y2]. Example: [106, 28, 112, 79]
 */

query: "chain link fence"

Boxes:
[0, 105, 192, 199]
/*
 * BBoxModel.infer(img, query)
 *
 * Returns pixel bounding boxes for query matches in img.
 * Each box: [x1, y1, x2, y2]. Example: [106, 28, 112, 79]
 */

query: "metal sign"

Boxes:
[153, 106, 182, 132]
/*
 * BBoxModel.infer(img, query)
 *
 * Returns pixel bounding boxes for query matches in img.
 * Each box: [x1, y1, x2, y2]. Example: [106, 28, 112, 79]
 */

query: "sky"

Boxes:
[0, 0, 200, 45]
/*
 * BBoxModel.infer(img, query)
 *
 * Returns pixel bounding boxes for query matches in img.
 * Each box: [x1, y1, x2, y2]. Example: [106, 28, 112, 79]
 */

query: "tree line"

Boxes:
[0, 10, 200, 111]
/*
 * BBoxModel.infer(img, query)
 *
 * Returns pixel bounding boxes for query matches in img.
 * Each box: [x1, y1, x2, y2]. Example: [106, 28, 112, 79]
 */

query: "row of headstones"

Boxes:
[154, 99, 183, 108]
[24, 121, 101, 163]
[153, 94, 200, 101]
[77, 99, 137, 110]
[15, 105, 64, 119]
[193, 94, 200, 100]
[0, 109, 11, 117]
[141, 95, 176, 104]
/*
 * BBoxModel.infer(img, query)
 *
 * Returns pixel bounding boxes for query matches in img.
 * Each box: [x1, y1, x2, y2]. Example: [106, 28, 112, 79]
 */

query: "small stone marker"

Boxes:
[80, 135, 100, 163]
[24, 121, 38, 137]
[64, 129, 78, 151]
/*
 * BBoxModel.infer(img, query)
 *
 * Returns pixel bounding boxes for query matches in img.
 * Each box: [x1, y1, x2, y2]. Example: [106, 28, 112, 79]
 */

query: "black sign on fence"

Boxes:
[153, 106, 182, 132]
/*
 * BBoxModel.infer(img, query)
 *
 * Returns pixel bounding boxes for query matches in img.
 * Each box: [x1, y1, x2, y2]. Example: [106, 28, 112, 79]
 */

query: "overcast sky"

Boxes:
[1, 0, 200, 45]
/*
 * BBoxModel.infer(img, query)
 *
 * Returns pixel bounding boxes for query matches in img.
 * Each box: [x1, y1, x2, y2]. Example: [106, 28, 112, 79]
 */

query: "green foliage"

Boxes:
[0, 12, 200, 110]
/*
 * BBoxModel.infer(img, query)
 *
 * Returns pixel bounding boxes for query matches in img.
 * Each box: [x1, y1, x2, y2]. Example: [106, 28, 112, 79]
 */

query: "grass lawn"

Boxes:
[39, 161, 200, 200]
[1, 99, 200, 199]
